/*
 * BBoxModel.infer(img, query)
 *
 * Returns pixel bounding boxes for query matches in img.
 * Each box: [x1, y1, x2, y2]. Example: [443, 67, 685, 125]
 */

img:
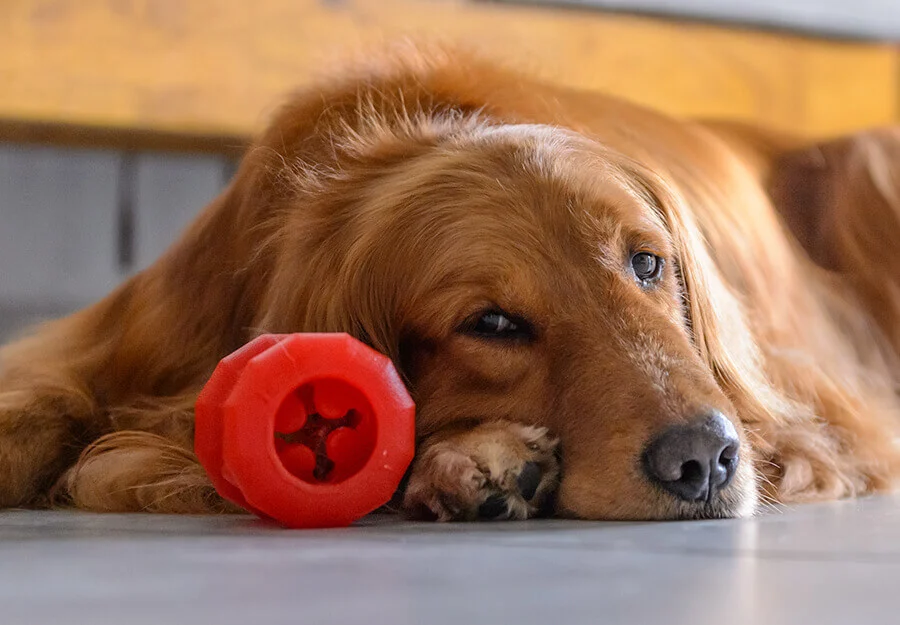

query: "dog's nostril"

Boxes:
[719, 443, 739, 463]
[711, 443, 740, 488]
[643, 411, 741, 503]
[679, 459, 704, 483]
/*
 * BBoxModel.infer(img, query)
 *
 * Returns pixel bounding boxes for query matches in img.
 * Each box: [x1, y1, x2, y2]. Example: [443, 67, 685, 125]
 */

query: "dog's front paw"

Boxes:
[403, 420, 559, 521]
[767, 441, 870, 503]
[752, 421, 893, 504]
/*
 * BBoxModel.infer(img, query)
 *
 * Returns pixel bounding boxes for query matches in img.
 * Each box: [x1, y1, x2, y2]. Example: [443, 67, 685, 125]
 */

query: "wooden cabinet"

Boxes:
[1, 0, 897, 146]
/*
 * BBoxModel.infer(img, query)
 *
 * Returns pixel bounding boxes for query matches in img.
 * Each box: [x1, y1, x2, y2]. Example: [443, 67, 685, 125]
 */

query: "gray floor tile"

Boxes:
[2, 494, 900, 625]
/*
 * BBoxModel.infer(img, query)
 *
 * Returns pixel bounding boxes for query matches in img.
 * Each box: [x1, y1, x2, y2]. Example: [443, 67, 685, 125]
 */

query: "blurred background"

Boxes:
[2, 0, 898, 341]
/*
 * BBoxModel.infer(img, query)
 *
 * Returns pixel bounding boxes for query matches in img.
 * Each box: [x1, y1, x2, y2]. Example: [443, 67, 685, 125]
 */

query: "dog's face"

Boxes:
[264, 122, 758, 519]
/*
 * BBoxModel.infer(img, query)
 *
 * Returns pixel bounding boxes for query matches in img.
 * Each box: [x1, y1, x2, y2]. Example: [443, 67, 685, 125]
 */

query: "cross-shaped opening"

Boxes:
[275, 410, 360, 481]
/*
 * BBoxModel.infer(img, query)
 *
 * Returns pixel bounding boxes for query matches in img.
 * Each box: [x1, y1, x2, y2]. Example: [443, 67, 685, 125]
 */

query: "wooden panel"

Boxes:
[1, 0, 897, 147]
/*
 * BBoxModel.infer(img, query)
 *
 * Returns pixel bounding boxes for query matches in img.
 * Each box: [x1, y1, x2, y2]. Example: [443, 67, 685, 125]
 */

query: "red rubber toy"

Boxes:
[194, 333, 415, 528]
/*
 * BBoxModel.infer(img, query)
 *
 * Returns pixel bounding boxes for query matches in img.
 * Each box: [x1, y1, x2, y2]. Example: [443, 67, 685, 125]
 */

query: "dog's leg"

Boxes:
[746, 416, 896, 505]
[58, 433, 231, 514]
[0, 282, 216, 511]
[54, 393, 237, 513]
[0, 391, 97, 508]
[403, 420, 560, 521]
[64, 408, 560, 518]
[0, 317, 111, 508]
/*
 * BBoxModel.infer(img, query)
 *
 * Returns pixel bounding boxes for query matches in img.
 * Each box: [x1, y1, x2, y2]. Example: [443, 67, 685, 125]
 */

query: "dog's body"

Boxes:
[2, 44, 900, 520]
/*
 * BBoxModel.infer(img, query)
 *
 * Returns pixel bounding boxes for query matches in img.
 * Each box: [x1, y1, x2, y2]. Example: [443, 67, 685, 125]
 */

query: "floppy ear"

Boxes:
[251, 148, 434, 373]
[634, 140, 900, 500]
[629, 167, 803, 431]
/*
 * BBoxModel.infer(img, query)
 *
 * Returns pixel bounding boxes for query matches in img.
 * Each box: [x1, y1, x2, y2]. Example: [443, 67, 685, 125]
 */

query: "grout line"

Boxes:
[115, 154, 137, 272]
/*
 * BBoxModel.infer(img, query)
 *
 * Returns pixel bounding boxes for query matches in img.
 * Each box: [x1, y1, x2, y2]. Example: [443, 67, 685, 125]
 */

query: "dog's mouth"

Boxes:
[552, 442, 758, 521]
[670, 497, 748, 520]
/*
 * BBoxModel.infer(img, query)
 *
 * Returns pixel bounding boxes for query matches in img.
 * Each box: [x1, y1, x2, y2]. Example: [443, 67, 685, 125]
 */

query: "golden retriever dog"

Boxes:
[2, 43, 900, 521]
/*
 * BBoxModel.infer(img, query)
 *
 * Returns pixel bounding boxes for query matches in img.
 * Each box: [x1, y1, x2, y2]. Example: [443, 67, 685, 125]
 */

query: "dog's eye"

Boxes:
[475, 312, 519, 335]
[631, 252, 664, 283]
[468, 311, 532, 340]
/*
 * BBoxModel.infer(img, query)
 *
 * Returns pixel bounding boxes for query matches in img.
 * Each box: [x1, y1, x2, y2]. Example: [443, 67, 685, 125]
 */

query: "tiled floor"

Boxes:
[3, 495, 900, 625]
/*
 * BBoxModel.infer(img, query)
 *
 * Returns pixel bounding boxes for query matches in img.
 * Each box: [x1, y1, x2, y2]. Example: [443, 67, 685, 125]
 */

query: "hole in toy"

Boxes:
[273, 379, 376, 484]
[275, 411, 357, 480]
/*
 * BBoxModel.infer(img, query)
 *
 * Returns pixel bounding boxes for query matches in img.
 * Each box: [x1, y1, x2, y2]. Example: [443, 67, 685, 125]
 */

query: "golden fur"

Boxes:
[2, 43, 899, 520]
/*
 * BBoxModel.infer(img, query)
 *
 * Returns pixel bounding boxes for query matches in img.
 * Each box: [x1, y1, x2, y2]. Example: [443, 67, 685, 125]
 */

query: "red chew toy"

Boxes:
[194, 333, 415, 528]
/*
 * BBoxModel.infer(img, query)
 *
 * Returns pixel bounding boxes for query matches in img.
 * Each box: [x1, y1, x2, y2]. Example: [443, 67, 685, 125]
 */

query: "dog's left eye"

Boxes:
[631, 252, 664, 283]
[467, 311, 532, 340]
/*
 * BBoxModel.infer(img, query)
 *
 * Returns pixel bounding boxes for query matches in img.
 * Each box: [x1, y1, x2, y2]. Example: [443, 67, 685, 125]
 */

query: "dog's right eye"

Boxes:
[465, 311, 533, 341]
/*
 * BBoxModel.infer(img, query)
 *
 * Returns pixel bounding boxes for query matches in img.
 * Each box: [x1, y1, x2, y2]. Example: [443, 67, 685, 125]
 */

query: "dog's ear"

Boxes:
[250, 153, 417, 369]
[631, 168, 801, 430]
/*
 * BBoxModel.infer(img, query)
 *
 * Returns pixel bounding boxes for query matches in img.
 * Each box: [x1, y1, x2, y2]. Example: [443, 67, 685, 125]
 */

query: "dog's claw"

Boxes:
[478, 494, 508, 519]
[517, 461, 543, 501]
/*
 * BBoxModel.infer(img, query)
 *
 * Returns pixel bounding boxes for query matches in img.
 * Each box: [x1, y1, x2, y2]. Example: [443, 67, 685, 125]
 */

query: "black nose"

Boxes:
[642, 411, 740, 503]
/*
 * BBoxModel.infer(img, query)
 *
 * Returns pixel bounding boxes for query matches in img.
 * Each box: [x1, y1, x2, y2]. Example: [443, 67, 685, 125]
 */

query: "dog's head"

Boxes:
[228, 109, 763, 521]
